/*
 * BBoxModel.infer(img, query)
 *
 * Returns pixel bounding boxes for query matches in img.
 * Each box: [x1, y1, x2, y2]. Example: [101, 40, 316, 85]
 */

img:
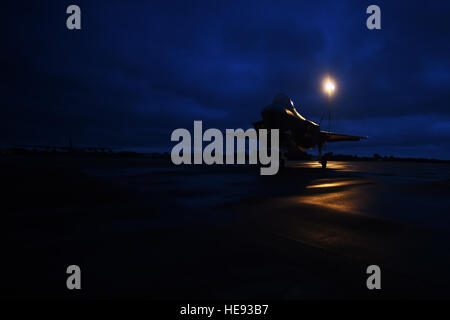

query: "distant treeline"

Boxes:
[0, 147, 170, 159]
[326, 153, 450, 164]
[1, 147, 449, 164]
[285, 150, 450, 163]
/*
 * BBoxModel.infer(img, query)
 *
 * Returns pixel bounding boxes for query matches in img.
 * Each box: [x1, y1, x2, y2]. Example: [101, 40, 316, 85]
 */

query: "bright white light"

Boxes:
[323, 77, 336, 97]
[325, 81, 335, 92]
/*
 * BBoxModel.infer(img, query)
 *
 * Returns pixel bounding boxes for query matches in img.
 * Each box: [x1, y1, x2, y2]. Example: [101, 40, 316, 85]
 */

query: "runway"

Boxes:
[2, 156, 450, 298]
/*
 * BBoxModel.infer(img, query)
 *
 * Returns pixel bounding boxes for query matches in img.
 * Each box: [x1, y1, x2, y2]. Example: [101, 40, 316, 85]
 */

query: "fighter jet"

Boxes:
[253, 93, 367, 168]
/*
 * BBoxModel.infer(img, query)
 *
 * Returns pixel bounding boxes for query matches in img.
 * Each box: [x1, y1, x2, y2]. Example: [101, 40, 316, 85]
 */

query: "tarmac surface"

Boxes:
[2, 156, 450, 299]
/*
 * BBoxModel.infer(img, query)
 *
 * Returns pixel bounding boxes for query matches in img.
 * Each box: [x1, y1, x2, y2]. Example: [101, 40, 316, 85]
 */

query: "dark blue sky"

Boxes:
[2, 1, 450, 158]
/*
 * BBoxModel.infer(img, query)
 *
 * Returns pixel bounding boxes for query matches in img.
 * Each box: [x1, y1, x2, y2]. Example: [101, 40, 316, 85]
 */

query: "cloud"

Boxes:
[2, 0, 450, 158]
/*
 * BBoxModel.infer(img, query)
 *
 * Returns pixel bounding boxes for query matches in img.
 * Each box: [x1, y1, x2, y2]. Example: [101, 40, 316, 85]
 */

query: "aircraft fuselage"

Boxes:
[260, 108, 321, 150]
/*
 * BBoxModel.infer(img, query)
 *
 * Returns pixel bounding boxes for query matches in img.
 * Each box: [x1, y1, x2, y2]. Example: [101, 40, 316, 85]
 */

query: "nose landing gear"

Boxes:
[280, 151, 288, 170]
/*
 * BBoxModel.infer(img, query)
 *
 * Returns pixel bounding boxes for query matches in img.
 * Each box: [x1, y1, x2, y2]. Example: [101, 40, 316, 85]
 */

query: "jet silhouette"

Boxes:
[253, 93, 367, 168]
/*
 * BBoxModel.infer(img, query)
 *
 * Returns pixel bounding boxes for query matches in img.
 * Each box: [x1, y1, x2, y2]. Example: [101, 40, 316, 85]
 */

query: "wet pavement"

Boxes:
[3, 157, 450, 298]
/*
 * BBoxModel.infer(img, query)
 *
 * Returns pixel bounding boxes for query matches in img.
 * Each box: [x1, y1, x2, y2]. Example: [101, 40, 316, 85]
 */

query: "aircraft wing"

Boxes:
[320, 131, 367, 142]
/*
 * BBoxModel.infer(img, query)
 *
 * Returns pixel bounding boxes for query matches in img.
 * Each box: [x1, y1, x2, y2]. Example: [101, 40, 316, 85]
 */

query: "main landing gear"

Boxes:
[318, 145, 331, 169]
[320, 158, 328, 169]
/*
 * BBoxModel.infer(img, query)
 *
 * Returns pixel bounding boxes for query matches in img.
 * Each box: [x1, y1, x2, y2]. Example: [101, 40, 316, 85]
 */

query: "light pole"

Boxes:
[323, 77, 336, 132]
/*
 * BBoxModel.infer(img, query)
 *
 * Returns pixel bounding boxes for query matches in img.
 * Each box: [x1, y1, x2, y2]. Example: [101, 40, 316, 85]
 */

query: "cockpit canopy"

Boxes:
[265, 93, 306, 121]
[272, 93, 294, 109]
